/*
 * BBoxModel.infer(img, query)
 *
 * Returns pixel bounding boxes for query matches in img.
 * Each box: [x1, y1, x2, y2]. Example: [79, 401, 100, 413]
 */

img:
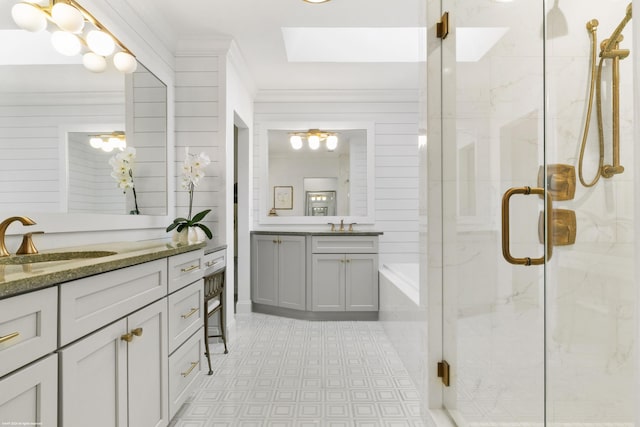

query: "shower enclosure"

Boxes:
[426, 0, 636, 425]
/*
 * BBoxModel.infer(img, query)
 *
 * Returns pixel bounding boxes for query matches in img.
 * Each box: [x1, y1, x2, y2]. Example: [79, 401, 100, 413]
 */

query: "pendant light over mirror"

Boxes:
[11, 0, 137, 74]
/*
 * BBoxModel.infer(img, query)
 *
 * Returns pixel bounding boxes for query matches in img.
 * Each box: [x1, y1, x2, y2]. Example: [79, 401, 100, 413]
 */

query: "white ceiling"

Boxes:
[129, 0, 425, 91]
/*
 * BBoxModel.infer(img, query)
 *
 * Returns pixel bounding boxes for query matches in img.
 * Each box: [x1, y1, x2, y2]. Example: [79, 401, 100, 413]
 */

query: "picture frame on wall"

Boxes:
[274, 186, 293, 209]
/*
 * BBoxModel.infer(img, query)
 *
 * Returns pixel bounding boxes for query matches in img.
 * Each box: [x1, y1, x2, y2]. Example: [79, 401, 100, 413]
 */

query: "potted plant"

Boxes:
[166, 147, 212, 243]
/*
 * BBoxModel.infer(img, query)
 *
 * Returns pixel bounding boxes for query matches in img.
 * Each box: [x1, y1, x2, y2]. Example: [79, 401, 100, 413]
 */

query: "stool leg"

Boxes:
[220, 296, 228, 354]
[204, 308, 213, 375]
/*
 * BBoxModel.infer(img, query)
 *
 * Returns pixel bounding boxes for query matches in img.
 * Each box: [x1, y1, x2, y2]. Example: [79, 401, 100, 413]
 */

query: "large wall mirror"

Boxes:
[258, 122, 375, 225]
[0, 14, 168, 232]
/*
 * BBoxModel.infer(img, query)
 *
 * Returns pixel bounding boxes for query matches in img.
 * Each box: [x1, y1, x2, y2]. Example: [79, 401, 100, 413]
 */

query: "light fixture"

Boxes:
[11, 0, 137, 73]
[290, 135, 303, 150]
[88, 132, 126, 152]
[288, 129, 339, 151]
[303, 0, 331, 3]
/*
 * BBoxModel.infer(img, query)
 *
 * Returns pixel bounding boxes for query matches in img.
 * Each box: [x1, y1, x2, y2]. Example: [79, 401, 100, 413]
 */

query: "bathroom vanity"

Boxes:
[0, 240, 225, 426]
[250, 231, 382, 320]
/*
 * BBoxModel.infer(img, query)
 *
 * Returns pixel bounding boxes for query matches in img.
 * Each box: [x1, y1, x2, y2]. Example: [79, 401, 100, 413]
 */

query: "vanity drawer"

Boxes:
[311, 235, 378, 254]
[0, 287, 57, 378]
[168, 279, 204, 354]
[169, 327, 204, 419]
[59, 259, 167, 346]
[203, 249, 226, 275]
[168, 249, 205, 294]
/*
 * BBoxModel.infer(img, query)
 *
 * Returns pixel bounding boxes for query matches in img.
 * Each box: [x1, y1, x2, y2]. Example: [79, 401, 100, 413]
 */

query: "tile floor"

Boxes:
[170, 313, 426, 426]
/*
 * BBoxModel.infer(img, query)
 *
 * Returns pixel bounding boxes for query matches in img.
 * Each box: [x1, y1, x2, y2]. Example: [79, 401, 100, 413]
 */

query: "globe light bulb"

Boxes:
[83, 52, 107, 73]
[51, 31, 82, 56]
[87, 30, 115, 56]
[308, 135, 320, 150]
[113, 52, 137, 73]
[11, 3, 47, 32]
[89, 137, 103, 149]
[290, 135, 303, 150]
[326, 135, 338, 151]
[51, 2, 85, 33]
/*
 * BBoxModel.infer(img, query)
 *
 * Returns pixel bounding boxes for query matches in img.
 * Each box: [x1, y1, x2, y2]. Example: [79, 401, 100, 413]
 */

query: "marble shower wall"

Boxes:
[422, 0, 635, 425]
[545, 0, 635, 422]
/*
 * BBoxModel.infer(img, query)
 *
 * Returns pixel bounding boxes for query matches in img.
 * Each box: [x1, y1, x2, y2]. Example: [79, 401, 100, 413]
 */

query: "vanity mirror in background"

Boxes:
[0, 14, 168, 222]
[259, 122, 374, 225]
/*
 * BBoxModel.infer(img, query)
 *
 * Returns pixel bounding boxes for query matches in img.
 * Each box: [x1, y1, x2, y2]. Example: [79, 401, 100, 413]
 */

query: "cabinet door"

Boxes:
[345, 254, 378, 311]
[311, 254, 345, 311]
[0, 354, 57, 427]
[60, 319, 128, 427]
[278, 235, 306, 310]
[127, 299, 169, 427]
[251, 234, 279, 306]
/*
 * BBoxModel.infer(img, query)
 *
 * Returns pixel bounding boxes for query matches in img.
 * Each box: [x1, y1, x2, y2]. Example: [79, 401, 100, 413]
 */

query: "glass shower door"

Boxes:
[439, 0, 546, 424]
[438, 0, 636, 425]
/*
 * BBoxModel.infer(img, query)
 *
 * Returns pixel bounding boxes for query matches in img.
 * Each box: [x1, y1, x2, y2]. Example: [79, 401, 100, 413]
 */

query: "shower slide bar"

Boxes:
[578, 3, 632, 187]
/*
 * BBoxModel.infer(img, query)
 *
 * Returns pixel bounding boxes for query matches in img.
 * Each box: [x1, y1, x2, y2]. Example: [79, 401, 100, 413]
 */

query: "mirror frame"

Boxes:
[258, 121, 375, 225]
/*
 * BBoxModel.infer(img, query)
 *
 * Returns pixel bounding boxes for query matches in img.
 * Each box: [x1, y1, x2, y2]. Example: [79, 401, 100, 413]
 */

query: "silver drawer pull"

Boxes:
[181, 307, 199, 319]
[0, 331, 20, 344]
[181, 264, 199, 273]
[181, 361, 199, 377]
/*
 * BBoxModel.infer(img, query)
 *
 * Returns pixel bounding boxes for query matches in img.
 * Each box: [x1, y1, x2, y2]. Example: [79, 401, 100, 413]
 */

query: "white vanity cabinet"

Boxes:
[0, 354, 57, 426]
[166, 249, 206, 420]
[59, 259, 170, 427]
[0, 287, 58, 426]
[60, 299, 168, 427]
[251, 234, 306, 310]
[311, 235, 379, 312]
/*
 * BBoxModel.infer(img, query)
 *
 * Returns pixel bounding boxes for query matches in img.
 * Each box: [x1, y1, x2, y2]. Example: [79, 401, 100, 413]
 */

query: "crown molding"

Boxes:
[254, 89, 420, 104]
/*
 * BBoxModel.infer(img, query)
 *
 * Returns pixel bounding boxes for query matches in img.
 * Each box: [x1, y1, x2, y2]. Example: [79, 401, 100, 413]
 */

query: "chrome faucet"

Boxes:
[0, 216, 37, 257]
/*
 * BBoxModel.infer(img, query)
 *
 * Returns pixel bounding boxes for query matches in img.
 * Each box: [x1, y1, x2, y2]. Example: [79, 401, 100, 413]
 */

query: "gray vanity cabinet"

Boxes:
[251, 234, 306, 311]
[311, 236, 379, 312]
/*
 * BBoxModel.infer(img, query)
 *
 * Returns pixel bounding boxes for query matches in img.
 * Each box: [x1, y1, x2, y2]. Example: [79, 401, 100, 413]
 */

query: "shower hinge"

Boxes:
[437, 360, 450, 387]
[437, 12, 449, 39]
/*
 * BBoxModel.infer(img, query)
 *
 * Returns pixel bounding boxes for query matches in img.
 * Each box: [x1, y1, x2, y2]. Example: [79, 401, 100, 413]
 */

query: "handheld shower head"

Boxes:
[601, 3, 632, 55]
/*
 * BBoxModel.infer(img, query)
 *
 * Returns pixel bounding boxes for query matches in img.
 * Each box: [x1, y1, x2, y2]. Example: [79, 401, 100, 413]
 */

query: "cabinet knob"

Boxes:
[132, 327, 143, 337]
[121, 333, 134, 343]
[273, 240, 278, 244]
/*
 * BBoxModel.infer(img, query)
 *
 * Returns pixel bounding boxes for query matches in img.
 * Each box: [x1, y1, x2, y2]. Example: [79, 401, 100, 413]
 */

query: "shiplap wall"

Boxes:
[126, 70, 168, 215]
[254, 94, 420, 265]
[0, 78, 124, 212]
[174, 53, 223, 240]
[67, 132, 124, 213]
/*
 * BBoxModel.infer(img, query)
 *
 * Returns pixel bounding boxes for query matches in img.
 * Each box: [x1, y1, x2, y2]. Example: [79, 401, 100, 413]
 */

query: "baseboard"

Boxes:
[252, 303, 378, 321]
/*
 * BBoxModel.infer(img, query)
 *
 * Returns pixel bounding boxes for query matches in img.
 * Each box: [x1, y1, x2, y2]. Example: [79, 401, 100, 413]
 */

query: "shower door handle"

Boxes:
[501, 186, 552, 266]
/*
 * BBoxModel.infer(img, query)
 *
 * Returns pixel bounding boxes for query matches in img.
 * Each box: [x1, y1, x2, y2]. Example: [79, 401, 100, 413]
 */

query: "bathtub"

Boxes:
[379, 263, 419, 305]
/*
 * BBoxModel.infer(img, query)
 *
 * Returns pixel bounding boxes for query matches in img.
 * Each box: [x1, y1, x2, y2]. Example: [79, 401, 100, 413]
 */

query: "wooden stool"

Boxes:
[203, 267, 228, 375]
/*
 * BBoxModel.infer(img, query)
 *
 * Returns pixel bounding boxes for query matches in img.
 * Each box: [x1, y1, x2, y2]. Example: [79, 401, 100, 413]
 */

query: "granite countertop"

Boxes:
[251, 230, 383, 236]
[0, 239, 218, 300]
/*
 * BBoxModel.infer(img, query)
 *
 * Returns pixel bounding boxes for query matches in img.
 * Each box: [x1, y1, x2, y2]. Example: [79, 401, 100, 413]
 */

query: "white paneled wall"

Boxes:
[67, 132, 124, 214]
[127, 70, 168, 215]
[0, 66, 124, 213]
[174, 54, 224, 240]
[254, 92, 420, 265]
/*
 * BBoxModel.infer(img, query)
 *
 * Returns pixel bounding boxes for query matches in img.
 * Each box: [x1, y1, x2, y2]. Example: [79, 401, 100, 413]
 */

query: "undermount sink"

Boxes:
[0, 251, 117, 265]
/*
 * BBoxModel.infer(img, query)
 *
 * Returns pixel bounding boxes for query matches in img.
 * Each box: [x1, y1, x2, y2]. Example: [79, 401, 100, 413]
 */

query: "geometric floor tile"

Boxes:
[169, 313, 426, 426]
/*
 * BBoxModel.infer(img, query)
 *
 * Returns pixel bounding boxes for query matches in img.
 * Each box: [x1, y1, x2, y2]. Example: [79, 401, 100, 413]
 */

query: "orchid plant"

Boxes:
[109, 147, 140, 214]
[166, 147, 213, 239]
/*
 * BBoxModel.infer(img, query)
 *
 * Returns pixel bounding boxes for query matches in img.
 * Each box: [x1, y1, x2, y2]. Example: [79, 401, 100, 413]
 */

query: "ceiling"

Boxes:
[129, 0, 425, 91]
